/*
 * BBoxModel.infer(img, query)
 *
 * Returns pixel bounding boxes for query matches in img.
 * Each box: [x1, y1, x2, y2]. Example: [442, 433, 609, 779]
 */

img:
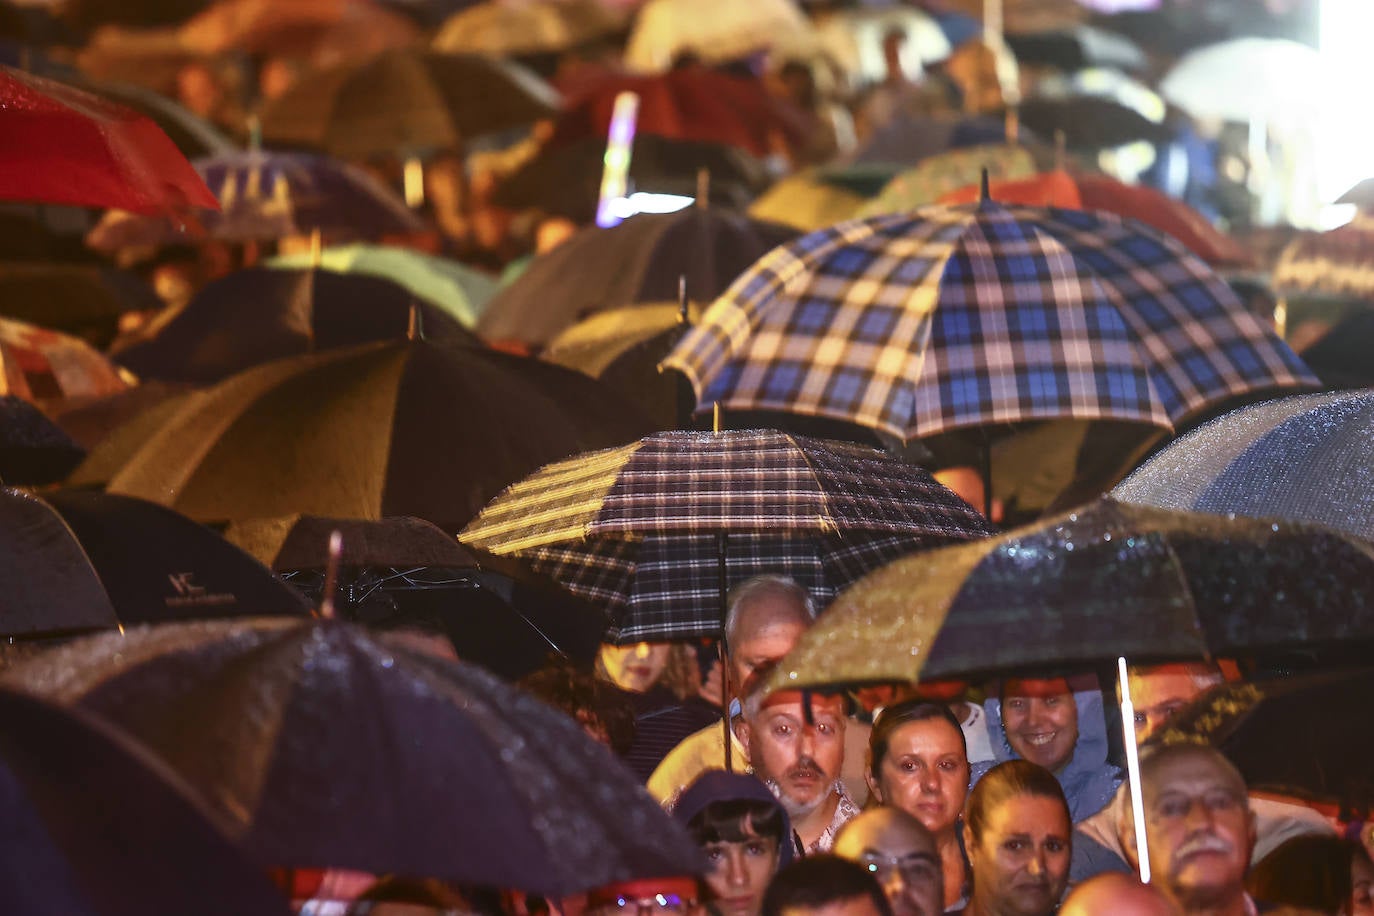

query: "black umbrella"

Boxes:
[0, 395, 86, 485]
[0, 262, 161, 349]
[1019, 95, 1171, 149]
[480, 207, 795, 349]
[0, 686, 292, 916]
[5, 618, 706, 894]
[1006, 24, 1149, 73]
[1296, 311, 1374, 390]
[223, 514, 606, 679]
[0, 487, 309, 638]
[110, 267, 480, 384]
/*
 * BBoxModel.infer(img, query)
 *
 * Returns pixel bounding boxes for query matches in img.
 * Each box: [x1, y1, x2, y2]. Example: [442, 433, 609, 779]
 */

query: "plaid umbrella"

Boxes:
[460, 429, 993, 642]
[663, 198, 1315, 445]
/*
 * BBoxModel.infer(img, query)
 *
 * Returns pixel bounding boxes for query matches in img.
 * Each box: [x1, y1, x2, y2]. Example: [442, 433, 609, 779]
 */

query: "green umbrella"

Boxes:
[268, 244, 499, 327]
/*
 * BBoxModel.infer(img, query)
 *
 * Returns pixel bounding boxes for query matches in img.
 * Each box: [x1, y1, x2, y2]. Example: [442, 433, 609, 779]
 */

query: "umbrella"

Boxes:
[1294, 311, 1374, 390]
[1004, 24, 1148, 73]
[80, 79, 237, 159]
[478, 208, 797, 349]
[259, 50, 560, 159]
[268, 243, 499, 327]
[0, 686, 292, 916]
[0, 316, 132, 405]
[856, 143, 1055, 216]
[1153, 670, 1374, 816]
[0, 262, 162, 349]
[100, 340, 656, 531]
[762, 498, 1374, 690]
[1159, 38, 1326, 126]
[800, 7, 951, 84]
[624, 0, 816, 72]
[849, 113, 1023, 168]
[177, 0, 420, 65]
[460, 429, 993, 642]
[1336, 178, 1374, 213]
[108, 267, 480, 384]
[0, 487, 308, 638]
[65, 385, 200, 487]
[493, 134, 770, 225]
[1031, 66, 1165, 123]
[88, 151, 429, 251]
[224, 514, 606, 679]
[748, 169, 868, 233]
[0, 66, 218, 215]
[937, 170, 1252, 267]
[1112, 389, 1374, 543]
[5, 617, 705, 894]
[548, 65, 811, 160]
[663, 198, 1314, 446]
[0, 395, 85, 485]
[1018, 95, 1170, 149]
[433, 0, 629, 56]
[1272, 218, 1374, 305]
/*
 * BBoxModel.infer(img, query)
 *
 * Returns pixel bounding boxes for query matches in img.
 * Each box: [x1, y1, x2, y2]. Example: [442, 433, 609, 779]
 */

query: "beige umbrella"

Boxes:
[624, 0, 816, 72]
[433, 0, 629, 57]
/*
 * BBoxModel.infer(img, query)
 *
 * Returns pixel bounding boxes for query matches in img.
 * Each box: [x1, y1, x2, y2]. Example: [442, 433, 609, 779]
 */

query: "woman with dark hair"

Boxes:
[959, 761, 1071, 916]
[597, 641, 720, 780]
[1247, 835, 1374, 915]
[867, 700, 971, 911]
[673, 771, 795, 916]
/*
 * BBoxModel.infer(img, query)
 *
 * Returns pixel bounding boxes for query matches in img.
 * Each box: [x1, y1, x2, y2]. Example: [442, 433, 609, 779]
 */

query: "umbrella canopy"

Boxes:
[0, 262, 162, 350]
[663, 199, 1314, 444]
[224, 514, 606, 679]
[109, 267, 480, 384]
[549, 65, 811, 160]
[1113, 389, 1374, 542]
[478, 208, 796, 349]
[493, 134, 770, 225]
[1005, 24, 1148, 73]
[1159, 37, 1326, 126]
[856, 143, 1056, 216]
[748, 169, 868, 233]
[0, 686, 292, 916]
[0, 316, 131, 405]
[178, 0, 420, 63]
[433, 0, 629, 56]
[1018, 95, 1169, 149]
[80, 79, 236, 159]
[101, 340, 656, 531]
[849, 113, 1022, 168]
[1153, 670, 1374, 815]
[1272, 218, 1374, 305]
[937, 170, 1252, 267]
[1295, 310, 1374, 390]
[88, 151, 429, 251]
[763, 498, 1374, 690]
[259, 50, 560, 159]
[0, 395, 85, 485]
[5, 617, 705, 894]
[0, 66, 217, 215]
[268, 243, 499, 326]
[624, 0, 815, 72]
[460, 429, 993, 642]
[0, 487, 308, 638]
[802, 7, 951, 83]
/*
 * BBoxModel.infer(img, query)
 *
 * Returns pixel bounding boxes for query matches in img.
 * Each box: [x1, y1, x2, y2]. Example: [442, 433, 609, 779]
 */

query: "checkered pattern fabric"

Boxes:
[460, 429, 993, 641]
[662, 200, 1316, 442]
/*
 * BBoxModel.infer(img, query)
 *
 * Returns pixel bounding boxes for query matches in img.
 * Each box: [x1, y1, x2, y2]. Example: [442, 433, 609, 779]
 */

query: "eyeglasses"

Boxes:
[590, 894, 697, 916]
[859, 851, 940, 884]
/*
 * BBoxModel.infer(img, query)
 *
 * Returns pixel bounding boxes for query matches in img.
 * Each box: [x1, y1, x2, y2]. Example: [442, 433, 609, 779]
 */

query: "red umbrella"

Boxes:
[550, 64, 811, 159]
[939, 170, 1251, 268]
[0, 66, 218, 215]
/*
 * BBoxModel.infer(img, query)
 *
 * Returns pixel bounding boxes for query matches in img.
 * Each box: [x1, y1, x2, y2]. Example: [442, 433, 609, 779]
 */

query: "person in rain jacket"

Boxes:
[968, 676, 1121, 824]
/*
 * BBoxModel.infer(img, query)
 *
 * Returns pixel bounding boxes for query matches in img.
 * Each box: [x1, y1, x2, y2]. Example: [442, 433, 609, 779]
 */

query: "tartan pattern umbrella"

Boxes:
[460, 429, 992, 641]
[663, 199, 1315, 443]
[1272, 217, 1374, 304]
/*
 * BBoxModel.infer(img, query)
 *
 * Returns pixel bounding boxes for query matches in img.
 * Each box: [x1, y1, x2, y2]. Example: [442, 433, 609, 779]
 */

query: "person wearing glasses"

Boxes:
[587, 877, 701, 916]
[834, 808, 944, 916]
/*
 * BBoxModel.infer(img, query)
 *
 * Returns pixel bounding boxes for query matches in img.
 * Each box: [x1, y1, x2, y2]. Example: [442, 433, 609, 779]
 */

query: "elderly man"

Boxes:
[738, 677, 859, 854]
[1119, 745, 1257, 916]
[833, 809, 943, 916]
[649, 576, 871, 805]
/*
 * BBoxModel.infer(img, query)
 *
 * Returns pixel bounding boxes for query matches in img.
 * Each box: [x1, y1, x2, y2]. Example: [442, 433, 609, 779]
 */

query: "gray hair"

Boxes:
[723, 575, 816, 658]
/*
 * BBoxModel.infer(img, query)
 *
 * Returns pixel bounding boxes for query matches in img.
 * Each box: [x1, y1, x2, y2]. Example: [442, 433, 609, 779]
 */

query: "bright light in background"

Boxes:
[604, 192, 695, 221]
[1316, 0, 1374, 227]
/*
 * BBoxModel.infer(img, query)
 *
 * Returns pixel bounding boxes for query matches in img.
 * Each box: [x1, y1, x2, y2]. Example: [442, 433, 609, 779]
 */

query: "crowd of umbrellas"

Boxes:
[0, 0, 1371, 914]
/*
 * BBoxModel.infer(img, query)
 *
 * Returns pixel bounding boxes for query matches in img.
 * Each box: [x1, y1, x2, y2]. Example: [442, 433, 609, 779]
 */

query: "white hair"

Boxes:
[722, 574, 815, 659]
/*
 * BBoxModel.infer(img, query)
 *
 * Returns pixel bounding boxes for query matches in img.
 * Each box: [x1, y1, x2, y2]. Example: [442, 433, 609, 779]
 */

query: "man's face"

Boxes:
[969, 795, 1072, 916]
[1135, 751, 1255, 912]
[1001, 680, 1078, 774]
[701, 825, 779, 916]
[1127, 667, 1213, 742]
[834, 812, 942, 916]
[742, 691, 846, 819]
[871, 718, 969, 837]
[728, 596, 809, 697]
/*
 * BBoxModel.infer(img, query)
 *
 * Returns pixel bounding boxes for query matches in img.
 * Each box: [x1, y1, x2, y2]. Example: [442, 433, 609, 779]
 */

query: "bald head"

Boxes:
[1060, 873, 1181, 916]
[834, 809, 942, 916]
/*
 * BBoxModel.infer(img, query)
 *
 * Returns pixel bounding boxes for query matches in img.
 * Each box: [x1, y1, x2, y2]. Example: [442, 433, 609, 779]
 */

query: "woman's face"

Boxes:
[1351, 851, 1374, 916]
[598, 642, 671, 693]
[872, 717, 970, 837]
[701, 825, 780, 916]
[968, 794, 1071, 916]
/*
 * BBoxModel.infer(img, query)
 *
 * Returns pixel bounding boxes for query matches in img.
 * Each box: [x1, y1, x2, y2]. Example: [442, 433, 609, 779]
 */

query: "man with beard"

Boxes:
[738, 676, 859, 854]
[1119, 745, 1258, 916]
[833, 808, 943, 916]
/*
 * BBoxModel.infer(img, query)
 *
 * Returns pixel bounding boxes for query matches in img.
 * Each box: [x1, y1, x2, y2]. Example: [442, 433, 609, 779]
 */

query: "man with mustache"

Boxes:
[1119, 745, 1259, 916]
[738, 675, 858, 854]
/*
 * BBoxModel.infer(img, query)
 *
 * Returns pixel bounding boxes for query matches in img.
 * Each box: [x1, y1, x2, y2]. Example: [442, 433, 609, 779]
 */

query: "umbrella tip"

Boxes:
[678, 274, 689, 323]
[407, 304, 424, 342]
[980, 167, 991, 204]
[319, 530, 343, 620]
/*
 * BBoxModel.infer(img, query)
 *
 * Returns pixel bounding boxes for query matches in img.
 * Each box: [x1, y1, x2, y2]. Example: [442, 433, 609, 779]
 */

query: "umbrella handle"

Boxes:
[1118, 656, 1152, 883]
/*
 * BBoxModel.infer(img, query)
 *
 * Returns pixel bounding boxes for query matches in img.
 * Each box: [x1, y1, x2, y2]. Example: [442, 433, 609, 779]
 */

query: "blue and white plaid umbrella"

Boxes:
[663, 198, 1316, 443]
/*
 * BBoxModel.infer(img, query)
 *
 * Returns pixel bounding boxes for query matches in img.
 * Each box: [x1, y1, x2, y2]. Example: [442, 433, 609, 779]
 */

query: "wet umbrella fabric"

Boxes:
[1153, 669, 1374, 815]
[764, 499, 1374, 691]
[0, 262, 161, 349]
[663, 199, 1315, 444]
[461, 429, 993, 642]
[103, 341, 656, 531]
[0, 395, 86, 485]
[0, 487, 308, 637]
[0, 686, 292, 916]
[5, 618, 705, 894]
[1113, 390, 1374, 542]
[223, 514, 606, 679]
[479, 209, 796, 349]
[110, 267, 479, 384]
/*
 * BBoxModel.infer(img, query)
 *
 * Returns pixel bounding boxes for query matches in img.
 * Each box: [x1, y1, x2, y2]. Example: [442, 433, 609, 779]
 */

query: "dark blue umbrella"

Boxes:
[1113, 390, 1374, 541]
